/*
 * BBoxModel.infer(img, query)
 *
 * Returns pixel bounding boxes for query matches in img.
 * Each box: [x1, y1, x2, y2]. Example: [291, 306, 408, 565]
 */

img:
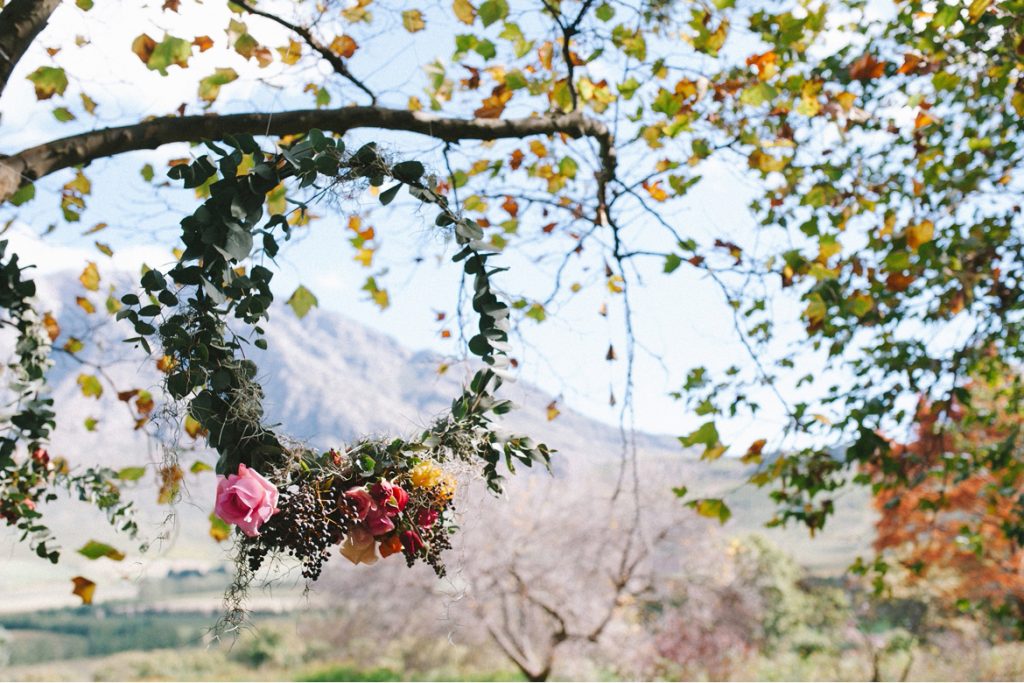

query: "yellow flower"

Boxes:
[436, 473, 457, 502]
[410, 461, 442, 489]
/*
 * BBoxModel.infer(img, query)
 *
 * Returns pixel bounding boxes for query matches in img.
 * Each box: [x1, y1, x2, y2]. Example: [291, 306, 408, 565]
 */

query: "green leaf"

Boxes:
[76, 0, 94, 9]
[688, 498, 732, 524]
[198, 68, 238, 103]
[77, 540, 125, 561]
[140, 164, 155, 182]
[595, 3, 614, 21]
[52, 107, 75, 122]
[8, 183, 35, 206]
[679, 421, 719, 448]
[478, 0, 508, 26]
[145, 35, 192, 76]
[286, 284, 318, 319]
[209, 513, 231, 542]
[26, 66, 68, 100]
[190, 461, 213, 474]
[116, 466, 146, 481]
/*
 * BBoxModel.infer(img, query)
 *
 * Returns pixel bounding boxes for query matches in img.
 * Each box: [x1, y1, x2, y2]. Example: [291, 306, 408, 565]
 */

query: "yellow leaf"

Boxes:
[76, 296, 96, 314]
[209, 513, 231, 542]
[401, 9, 425, 32]
[277, 39, 302, 65]
[529, 139, 548, 157]
[907, 220, 934, 250]
[453, 0, 476, 24]
[546, 400, 560, 421]
[354, 248, 374, 267]
[607, 274, 624, 293]
[79, 261, 100, 291]
[71, 576, 96, 605]
[184, 414, 207, 439]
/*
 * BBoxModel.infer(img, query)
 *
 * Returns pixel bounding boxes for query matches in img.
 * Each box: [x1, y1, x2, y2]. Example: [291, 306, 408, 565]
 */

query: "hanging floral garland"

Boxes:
[117, 131, 551, 602]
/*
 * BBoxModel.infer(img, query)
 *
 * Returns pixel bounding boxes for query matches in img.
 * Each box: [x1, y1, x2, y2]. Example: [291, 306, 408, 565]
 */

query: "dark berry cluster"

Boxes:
[242, 480, 356, 580]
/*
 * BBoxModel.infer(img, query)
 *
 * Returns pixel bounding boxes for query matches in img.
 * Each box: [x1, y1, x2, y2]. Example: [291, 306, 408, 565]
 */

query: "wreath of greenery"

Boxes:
[112, 131, 551, 618]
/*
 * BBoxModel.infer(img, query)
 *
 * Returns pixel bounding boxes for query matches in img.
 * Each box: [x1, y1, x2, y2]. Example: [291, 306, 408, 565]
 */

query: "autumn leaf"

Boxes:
[849, 53, 885, 81]
[77, 373, 102, 399]
[209, 513, 231, 542]
[77, 540, 125, 561]
[198, 68, 238, 103]
[453, 0, 476, 24]
[42, 312, 60, 342]
[287, 284, 319, 319]
[277, 39, 302, 65]
[546, 400, 560, 421]
[157, 464, 183, 504]
[474, 84, 511, 118]
[76, 296, 96, 314]
[401, 9, 425, 32]
[330, 34, 358, 58]
[26, 66, 68, 100]
[71, 577, 96, 605]
[907, 220, 934, 250]
[193, 35, 213, 52]
[184, 414, 207, 439]
[642, 179, 668, 202]
[79, 261, 100, 291]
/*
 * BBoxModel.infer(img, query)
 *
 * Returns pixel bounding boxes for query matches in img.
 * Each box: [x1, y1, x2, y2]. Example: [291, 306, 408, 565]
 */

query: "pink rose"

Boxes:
[365, 507, 395, 536]
[401, 529, 424, 554]
[215, 463, 279, 537]
[345, 486, 375, 520]
[416, 508, 439, 529]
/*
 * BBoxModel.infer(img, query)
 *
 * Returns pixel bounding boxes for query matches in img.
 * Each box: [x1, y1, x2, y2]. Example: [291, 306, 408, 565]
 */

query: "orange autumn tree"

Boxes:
[871, 377, 1024, 627]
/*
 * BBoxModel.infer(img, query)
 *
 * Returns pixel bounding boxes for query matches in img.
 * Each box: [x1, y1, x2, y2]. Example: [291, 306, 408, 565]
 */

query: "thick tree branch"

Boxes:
[0, 107, 615, 201]
[0, 0, 62, 98]
[231, 0, 376, 104]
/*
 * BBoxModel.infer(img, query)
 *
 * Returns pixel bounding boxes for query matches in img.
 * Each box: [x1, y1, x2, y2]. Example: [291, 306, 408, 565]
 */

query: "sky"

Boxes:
[0, 0, 836, 452]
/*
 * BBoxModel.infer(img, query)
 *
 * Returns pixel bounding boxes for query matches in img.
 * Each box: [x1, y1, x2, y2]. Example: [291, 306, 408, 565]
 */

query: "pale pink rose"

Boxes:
[215, 463, 279, 537]
[340, 525, 378, 565]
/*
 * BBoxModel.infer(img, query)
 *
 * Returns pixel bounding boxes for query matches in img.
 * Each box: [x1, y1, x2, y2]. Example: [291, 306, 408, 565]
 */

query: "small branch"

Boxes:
[231, 0, 376, 104]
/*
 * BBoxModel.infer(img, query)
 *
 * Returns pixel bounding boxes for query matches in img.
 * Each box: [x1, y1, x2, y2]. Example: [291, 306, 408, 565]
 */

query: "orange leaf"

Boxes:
[329, 35, 358, 59]
[192, 35, 213, 52]
[42, 312, 60, 342]
[501, 196, 519, 217]
[849, 54, 885, 81]
[71, 576, 96, 604]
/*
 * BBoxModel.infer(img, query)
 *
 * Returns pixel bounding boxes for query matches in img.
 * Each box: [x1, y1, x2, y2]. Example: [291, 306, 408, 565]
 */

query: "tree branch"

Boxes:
[231, 0, 376, 104]
[0, 107, 615, 201]
[0, 0, 62, 99]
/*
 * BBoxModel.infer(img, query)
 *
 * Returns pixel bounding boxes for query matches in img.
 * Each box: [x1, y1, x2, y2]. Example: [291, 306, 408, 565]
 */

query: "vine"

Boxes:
[117, 131, 551, 615]
[0, 240, 136, 562]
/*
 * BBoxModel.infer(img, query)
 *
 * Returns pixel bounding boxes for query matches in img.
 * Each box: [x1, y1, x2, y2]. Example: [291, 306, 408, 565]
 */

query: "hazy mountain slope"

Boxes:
[0, 270, 873, 611]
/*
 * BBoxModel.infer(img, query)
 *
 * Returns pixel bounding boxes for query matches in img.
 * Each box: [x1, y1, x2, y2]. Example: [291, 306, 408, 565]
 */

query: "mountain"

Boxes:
[0, 270, 875, 612]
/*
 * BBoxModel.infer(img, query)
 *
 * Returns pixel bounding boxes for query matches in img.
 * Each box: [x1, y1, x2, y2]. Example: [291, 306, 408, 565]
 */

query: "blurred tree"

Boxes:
[871, 379, 1024, 631]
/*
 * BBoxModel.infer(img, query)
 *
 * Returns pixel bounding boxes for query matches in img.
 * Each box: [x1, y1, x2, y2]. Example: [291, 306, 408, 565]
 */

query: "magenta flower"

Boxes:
[215, 463, 279, 537]
[401, 529, 425, 554]
[416, 508, 439, 529]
